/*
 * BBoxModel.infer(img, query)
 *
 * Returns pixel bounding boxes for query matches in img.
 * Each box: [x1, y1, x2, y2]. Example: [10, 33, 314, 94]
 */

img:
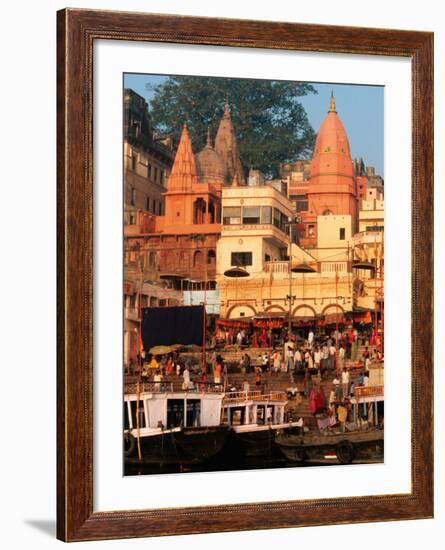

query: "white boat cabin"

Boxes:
[222, 391, 288, 427]
[124, 391, 224, 437]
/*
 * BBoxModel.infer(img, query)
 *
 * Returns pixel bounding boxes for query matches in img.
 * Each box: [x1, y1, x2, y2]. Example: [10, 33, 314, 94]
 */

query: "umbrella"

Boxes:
[149, 345, 173, 355]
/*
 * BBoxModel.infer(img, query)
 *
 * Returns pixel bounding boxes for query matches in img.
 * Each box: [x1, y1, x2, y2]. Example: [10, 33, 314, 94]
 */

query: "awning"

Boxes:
[353, 311, 373, 323]
[216, 319, 251, 329]
[292, 317, 317, 327]
[254, 312, 287, 318]
[252, 311, 286, 328]
[324, 313, 346, 325]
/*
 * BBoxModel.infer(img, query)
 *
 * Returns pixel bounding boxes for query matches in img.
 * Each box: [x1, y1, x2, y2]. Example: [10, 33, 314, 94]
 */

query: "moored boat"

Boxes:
[222, 390, 303, 458]
[124, 382, 229, 466]
[275, 427, 384, 464]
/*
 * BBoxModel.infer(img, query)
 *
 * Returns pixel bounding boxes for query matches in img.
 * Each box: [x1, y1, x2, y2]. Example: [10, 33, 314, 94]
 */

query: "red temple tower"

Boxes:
[302, 93, 359, 243]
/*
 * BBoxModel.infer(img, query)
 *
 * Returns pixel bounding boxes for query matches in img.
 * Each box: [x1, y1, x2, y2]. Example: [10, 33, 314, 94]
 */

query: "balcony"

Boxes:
[353, 231, 384, 247]
[264, 261, 289, 274]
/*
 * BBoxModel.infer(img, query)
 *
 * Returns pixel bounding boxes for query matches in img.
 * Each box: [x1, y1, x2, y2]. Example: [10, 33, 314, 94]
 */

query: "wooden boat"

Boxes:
[222, 390, 302, 458]
[124, 382, 229, 466]
[275, 426, 384, 464]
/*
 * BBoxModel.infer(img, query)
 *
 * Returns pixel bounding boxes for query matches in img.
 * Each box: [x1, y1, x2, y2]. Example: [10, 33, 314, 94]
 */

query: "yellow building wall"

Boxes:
[218, 271, 352, 319]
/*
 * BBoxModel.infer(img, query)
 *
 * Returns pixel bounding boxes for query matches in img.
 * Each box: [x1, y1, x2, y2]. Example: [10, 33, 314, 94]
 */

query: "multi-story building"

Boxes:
[217, 184, 353, 323]
[123, 88, 174, 224]
[123, 99, 247, 364]
[353, 187, 384, 321]
[124, 91, 384, 351]
[281, 159, 311, 214]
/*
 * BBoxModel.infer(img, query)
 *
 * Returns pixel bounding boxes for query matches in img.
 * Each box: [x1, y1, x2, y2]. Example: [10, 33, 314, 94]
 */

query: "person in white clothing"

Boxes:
[341, 368, 349, 399]
[153, 370, 163, 392]
[182, 367, 190, 390]
[363, 372, 370, 387]
[308, 330, 314, 348]
[314, 347, 321, 369]
[338, 344, 345, 370]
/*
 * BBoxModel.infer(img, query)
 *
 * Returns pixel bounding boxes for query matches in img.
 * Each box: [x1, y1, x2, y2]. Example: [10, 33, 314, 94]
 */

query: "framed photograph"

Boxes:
[57, 8, 433, 542]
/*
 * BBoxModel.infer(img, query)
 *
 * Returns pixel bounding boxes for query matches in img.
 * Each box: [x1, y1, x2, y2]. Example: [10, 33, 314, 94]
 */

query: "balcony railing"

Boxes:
[320, 261, 348, 273]
[353, 231, 384, 246]
[264, 261, 290, 274]
[223, 390, 287, 404]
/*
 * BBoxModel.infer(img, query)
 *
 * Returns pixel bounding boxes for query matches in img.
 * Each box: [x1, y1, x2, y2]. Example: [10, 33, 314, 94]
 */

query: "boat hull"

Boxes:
[230, 425, 292, 458]
[125, 426, 229, 466]
[275, 428, 384, 464]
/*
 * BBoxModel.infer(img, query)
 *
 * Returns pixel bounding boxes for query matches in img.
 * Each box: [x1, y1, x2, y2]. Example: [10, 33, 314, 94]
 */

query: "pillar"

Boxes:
[245, 405, 250, 425]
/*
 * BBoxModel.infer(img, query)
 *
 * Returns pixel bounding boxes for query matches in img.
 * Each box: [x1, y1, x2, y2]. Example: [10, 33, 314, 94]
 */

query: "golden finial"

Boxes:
[329, 91, 336, 113]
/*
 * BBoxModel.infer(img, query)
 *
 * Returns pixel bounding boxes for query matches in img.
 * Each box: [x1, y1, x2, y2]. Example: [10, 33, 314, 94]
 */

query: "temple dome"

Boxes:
[195, 132, 225, 185]
[310, 93, 354, 179]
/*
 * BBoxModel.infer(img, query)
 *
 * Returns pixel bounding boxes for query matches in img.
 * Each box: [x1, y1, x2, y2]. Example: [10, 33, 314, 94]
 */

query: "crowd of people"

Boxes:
[126, 324, 382, 405]
[125, 326, 383, 432]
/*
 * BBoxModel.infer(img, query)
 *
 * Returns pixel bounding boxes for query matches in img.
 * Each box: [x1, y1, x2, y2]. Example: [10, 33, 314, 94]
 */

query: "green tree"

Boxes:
[149, 76, 316, 178]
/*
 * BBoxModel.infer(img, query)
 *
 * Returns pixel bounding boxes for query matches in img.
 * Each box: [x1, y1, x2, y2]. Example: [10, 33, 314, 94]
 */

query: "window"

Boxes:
[261, 206, 272, 224]
[207, 250, 216, 264]
[131, 154, 137, 170]
[242, 206, 260, 224]
[273, 208, 281, 229]
[366, 225, 384, 232]
[148, 163, 152, 178]
[160, 170, 164, 185]
[308, 224, 315, 237]
[146, 196, 150, 211]
[339, 227, 346, 240]
[295, 195, 308, 212]
[223, 207, 241, 225]
[159, 299, 167, 307]
[158, 202, 162, 215]
[272, 208, 287, 232]
[265, 254, 271, 262]
[153, 200, 156, 214]
[193, 250, 204, 266]
[149, 251, 157, 267]
[231, 251, 252, 266]
[154, 167, 158, 182]
[130, 188, 136, 206]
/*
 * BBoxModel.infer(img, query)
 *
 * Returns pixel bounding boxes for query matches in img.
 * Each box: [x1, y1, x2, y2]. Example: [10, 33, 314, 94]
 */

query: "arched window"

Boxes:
[193, 198, 206, 224]
[193, 250, 203, 266]
[149, 251, 157, 267]
[207, 249, 216, 265]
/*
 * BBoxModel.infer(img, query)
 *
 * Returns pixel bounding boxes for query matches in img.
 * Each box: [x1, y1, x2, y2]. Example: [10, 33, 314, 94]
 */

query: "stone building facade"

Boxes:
[123, 89, 174, 224]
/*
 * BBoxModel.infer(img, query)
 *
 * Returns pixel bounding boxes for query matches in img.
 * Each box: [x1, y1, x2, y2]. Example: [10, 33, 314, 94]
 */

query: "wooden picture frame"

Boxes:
[57, 8, 433, 542]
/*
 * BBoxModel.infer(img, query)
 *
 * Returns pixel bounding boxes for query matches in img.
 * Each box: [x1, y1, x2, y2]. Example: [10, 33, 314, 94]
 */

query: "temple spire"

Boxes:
[329, 91, 337, 113]
[215, 98, 246, 185]
[224, 94, 230, 116]
[167, 123, 198, 191]
[205, 126, 212, 148]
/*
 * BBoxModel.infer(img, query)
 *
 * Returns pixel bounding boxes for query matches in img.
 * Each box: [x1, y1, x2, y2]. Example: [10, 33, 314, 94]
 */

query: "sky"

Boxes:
[124, 74, 384, 176]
